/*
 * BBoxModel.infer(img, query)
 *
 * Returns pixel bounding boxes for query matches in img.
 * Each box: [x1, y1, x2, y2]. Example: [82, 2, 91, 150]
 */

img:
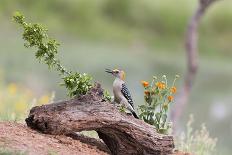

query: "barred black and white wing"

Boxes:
[121, 83, 134, 108]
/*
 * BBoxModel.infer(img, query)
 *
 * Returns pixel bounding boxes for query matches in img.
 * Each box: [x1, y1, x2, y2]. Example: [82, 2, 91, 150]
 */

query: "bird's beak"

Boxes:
[105, 68, 113, 74]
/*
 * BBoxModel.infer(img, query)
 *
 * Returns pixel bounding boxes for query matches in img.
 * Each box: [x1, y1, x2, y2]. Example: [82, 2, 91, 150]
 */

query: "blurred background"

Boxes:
[0, 0, 232, 154]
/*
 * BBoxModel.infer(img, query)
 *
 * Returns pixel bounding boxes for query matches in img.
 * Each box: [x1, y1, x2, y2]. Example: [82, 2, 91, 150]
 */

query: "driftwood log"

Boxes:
[26, 83, 175, 155]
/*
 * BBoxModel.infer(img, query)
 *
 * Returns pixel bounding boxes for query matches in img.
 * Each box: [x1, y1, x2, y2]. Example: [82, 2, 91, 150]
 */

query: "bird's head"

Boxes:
[105, 68, 126, 81]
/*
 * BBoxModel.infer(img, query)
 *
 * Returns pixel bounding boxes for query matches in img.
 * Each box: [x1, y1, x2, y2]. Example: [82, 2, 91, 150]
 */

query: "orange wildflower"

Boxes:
[156, 82, 166, 89]
[168, 96, 174, 102]
[144, 90, 150, 95]
[170, 86, 177, 94]
[141, 81, 149, 87]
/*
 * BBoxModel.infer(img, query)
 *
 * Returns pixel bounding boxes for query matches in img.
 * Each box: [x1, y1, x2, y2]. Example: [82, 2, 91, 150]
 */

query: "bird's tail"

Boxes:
[131, 111, 139, 119]
[125, 104, 139, 119]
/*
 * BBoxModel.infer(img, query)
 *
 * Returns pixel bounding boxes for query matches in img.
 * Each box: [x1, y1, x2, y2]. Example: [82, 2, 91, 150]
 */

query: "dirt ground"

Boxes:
[0, 122, 190, 155]
[0, 122, 110, 155]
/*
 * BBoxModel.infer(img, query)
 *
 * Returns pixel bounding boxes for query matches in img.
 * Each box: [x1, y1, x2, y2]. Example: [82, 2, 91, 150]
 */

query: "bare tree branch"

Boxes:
[171, 0, 220, 129]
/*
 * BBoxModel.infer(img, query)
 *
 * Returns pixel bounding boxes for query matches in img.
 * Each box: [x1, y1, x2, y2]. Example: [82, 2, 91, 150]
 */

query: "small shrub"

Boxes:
[139, 75, 179, 134]
[13, 12, 92, 97]
[103, 90, 112, 102]
[176, 115, 217, 155]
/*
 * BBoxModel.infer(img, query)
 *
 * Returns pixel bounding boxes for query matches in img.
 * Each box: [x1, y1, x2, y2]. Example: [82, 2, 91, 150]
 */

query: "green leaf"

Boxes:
[103, 90, 112, 102]
[161, 114, 167, 127]
[154, 122, 159, 129]
[139, 105, 146, 109]
[155, 113, 161, 120]
[161, 90, 168, 96]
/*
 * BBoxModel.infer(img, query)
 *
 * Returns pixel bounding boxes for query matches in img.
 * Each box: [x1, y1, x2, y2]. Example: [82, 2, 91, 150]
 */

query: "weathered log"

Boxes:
[26, 83, 175, 155]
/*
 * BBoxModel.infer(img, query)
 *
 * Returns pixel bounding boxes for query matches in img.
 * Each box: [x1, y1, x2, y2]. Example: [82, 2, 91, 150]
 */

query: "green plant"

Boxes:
[13, 12, 92, 97]
[176, 115, 217, 155]
[103, 90, 112, 102]
[139, 75, 179, 134]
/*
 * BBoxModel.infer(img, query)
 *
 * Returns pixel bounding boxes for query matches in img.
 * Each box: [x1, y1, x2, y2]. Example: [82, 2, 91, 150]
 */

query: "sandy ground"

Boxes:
[0, 122, 191, 155]
[0, 122, 110, 155]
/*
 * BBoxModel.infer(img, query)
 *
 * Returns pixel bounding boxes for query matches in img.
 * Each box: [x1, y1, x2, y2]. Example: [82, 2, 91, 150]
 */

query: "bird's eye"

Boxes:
[115, 71, 119, 73]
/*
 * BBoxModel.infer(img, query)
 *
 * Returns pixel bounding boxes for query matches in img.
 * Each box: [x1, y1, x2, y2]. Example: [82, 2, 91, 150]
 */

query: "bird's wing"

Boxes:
[121, 83, 134, 108]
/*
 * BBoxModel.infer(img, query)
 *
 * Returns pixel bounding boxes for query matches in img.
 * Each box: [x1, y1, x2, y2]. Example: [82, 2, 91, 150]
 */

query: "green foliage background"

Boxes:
[0, 0, 232, 154]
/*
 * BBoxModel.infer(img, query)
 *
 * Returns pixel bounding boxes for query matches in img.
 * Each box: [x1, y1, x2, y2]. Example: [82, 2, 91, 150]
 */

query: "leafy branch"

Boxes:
[13, 12, 92, 97]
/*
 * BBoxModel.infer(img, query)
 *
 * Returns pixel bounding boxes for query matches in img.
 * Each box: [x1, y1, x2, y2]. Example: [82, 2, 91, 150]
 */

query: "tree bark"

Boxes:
[26, 83, 174, 155]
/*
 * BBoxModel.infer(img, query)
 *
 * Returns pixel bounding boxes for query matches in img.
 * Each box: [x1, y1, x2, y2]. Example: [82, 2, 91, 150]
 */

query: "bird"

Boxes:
[105, 68, 139, 119]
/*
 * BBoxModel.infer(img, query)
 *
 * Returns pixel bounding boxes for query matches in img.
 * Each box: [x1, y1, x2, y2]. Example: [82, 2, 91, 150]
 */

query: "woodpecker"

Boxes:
[105, 68, 139, 119]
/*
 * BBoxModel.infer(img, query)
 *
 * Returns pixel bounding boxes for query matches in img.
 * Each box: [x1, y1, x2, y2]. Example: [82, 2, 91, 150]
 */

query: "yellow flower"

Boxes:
[7, 83, 17, 95]
[141, 81, 149, 87]
[170, 86, 177, 94]
[156, 82, 166, 89]
[168, 96, 174, 102]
